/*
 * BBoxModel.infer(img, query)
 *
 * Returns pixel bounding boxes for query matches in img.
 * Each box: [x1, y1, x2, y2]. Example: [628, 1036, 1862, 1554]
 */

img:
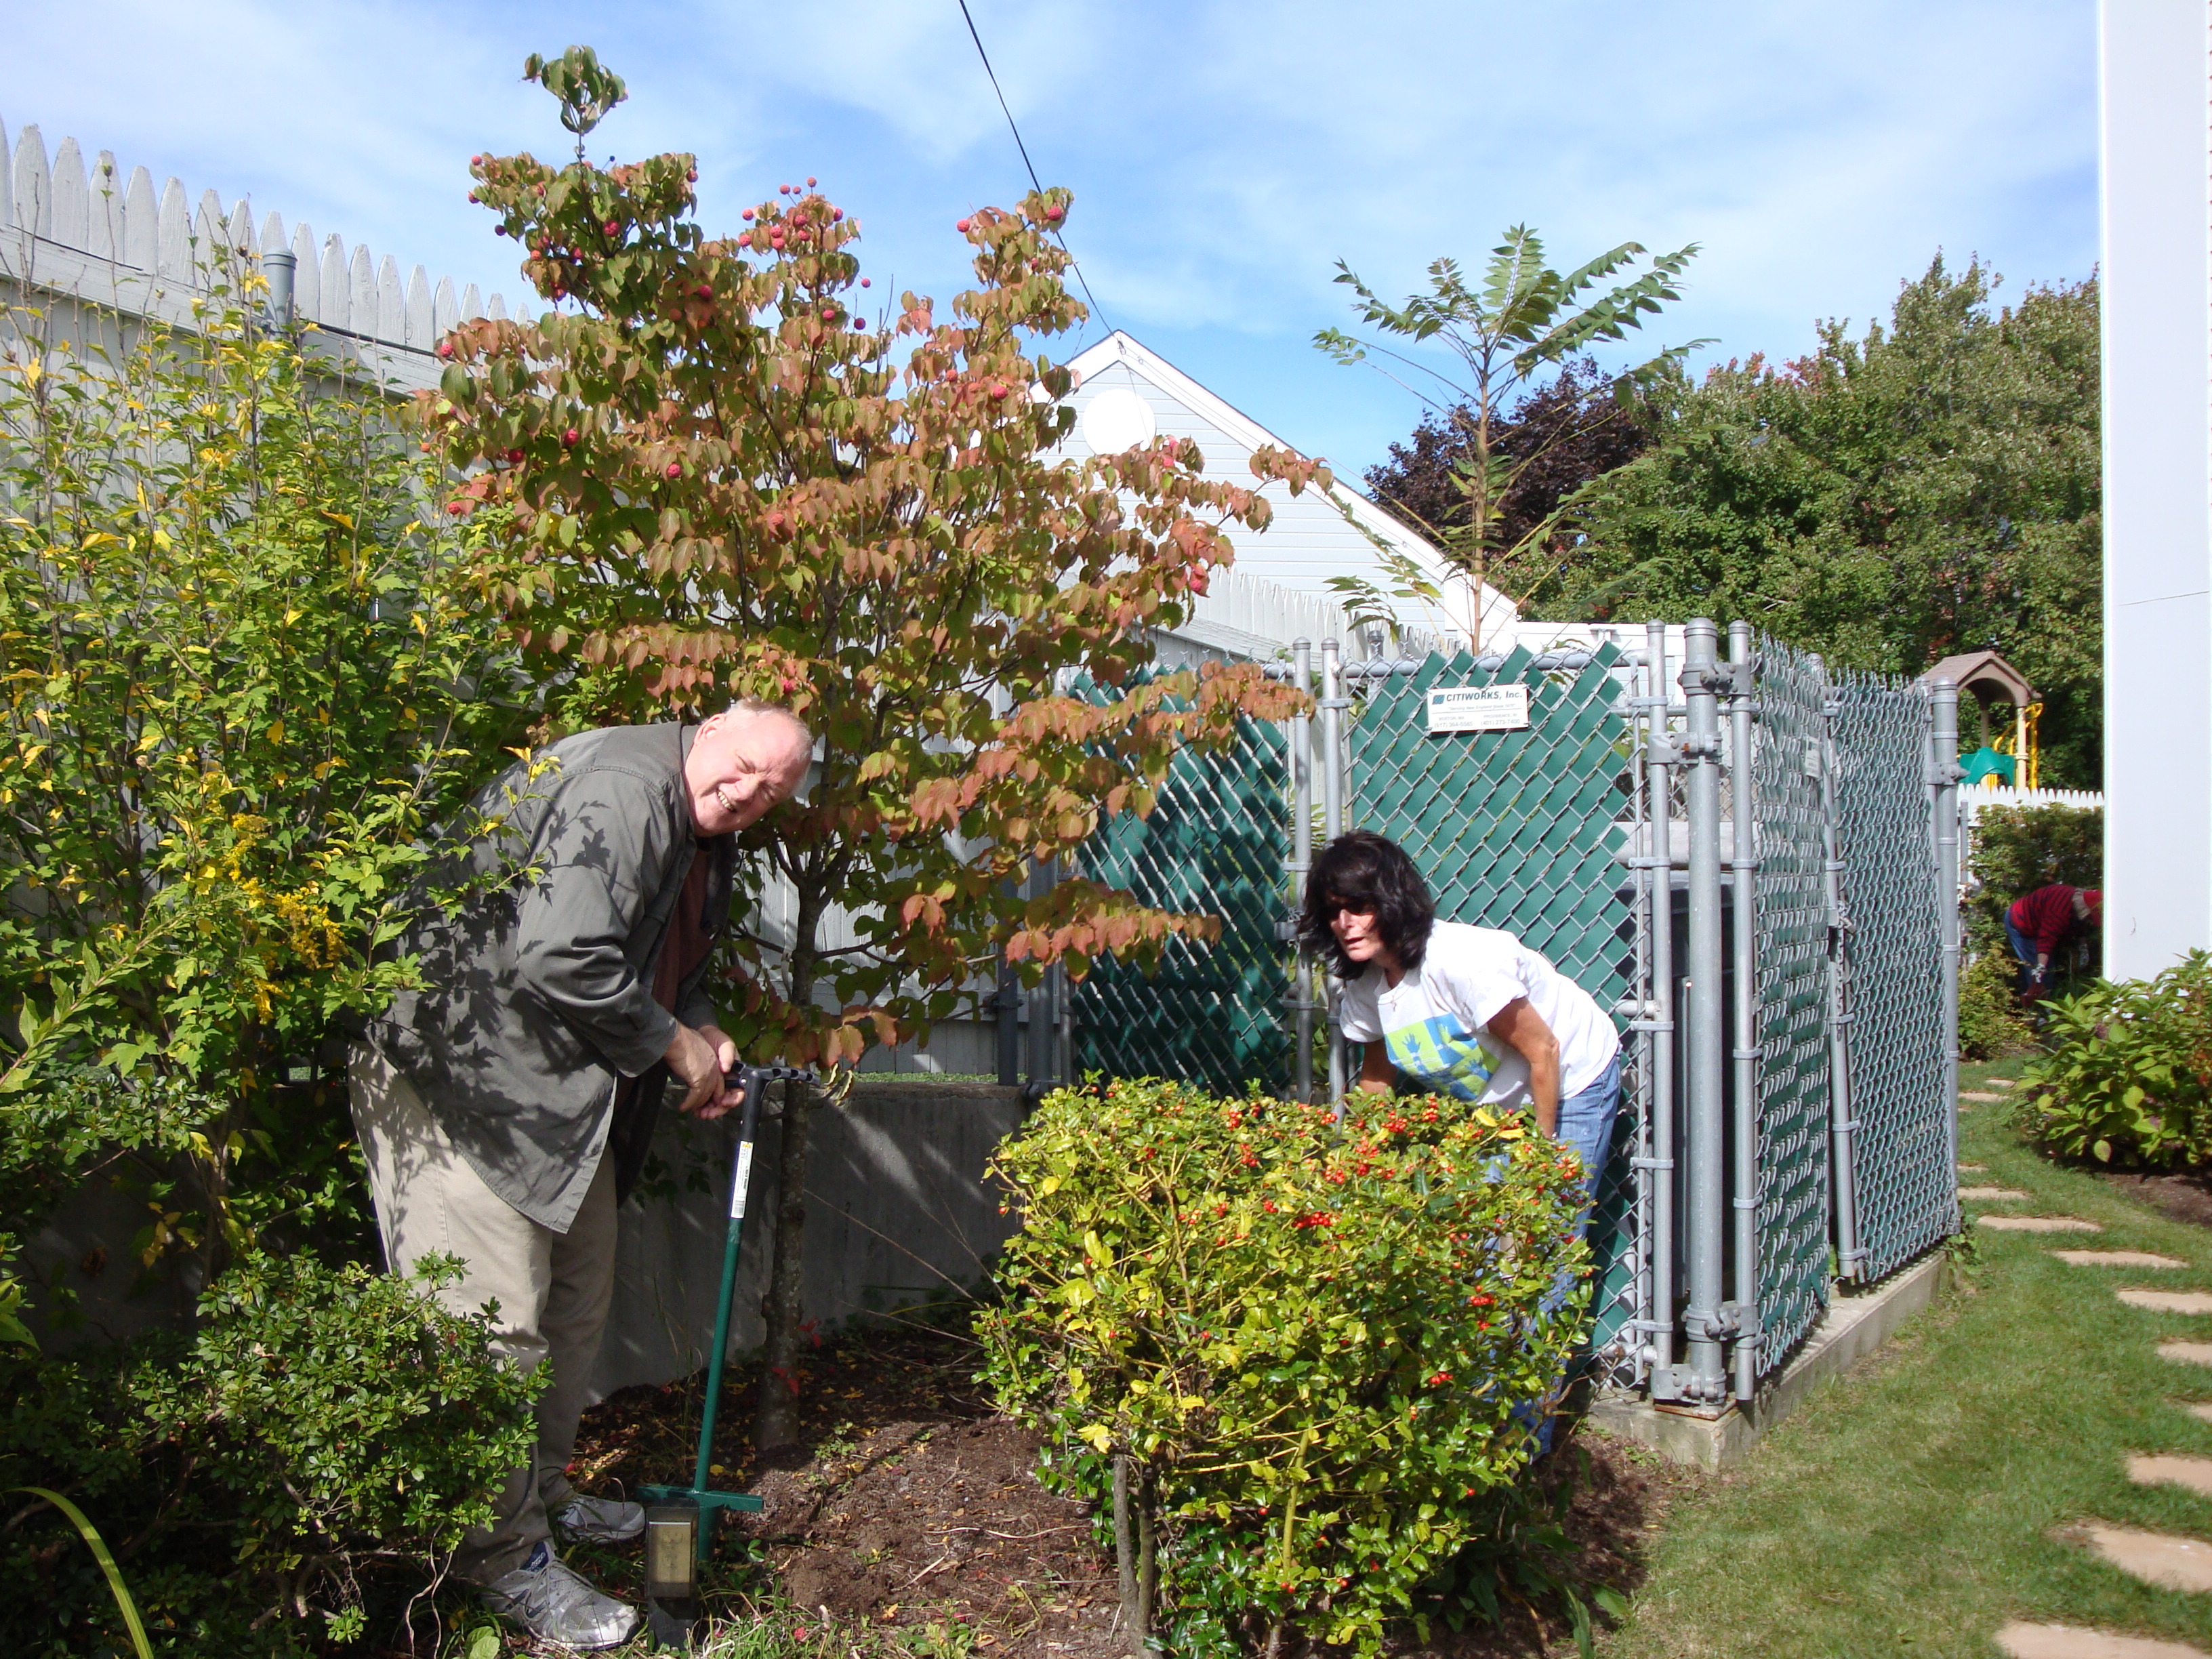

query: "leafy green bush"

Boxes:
[2013, 951, 2212, 1168]
[1960, 948, 2034, 1060]
[0, 256, 537, 1649]
[1, 1256, 539, 1654]
[979, 1079, 1588, 1657]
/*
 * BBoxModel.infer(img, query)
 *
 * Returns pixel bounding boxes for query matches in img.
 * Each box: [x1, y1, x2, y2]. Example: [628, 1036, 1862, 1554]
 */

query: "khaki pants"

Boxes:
[349, 1043, 617, 1582]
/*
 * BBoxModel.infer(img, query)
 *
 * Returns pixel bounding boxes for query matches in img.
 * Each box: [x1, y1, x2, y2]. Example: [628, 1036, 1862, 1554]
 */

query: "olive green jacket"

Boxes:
[369, 724, 734, 1231]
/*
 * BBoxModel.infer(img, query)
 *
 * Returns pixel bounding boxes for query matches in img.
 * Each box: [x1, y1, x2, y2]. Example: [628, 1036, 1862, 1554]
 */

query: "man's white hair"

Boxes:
[722, 698, 813, 754]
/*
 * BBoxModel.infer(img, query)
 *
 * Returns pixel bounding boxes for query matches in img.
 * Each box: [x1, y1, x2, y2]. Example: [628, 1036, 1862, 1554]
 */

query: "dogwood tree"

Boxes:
[435, 51, 1318, 1447]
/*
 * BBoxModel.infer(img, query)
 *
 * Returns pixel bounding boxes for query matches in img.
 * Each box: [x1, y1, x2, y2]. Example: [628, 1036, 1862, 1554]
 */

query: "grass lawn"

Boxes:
[1597, 1057, 2212, 1658]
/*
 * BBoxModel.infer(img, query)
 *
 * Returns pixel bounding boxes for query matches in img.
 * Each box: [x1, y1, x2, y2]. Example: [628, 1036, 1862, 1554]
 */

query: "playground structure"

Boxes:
[1074, 619, 1961, 1408]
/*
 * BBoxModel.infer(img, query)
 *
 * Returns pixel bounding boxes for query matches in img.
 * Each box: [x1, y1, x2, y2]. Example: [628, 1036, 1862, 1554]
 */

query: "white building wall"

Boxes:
[2100, 0, 2212, 979]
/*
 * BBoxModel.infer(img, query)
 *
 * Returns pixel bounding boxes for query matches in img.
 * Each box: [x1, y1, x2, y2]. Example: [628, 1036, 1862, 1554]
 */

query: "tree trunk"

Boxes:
[753, 882, 823, 1452]
[1112, 1454, 1147, 1658]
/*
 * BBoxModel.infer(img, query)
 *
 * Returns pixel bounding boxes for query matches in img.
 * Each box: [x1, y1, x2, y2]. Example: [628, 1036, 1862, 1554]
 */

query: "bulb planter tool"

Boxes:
[638, 1063, 816, 1645]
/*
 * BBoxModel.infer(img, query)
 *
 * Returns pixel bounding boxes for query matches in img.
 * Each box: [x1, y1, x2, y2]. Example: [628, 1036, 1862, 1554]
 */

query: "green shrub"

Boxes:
[979, 1078, 1588, 1656]
[1, 1255, 539, 1654]
[1960, 948, 2034, 1059]
[2013, 951, 2212, 1168]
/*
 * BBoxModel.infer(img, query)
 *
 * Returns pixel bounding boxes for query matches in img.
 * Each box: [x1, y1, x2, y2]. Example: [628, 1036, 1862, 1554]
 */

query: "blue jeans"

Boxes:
[2005, 916, 2043, 993]
[1521, 1054, 1623, 1453]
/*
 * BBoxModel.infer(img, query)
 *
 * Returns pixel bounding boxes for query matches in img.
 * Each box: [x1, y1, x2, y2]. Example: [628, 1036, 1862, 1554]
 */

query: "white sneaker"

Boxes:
[554, 1493, 647, 1542]
[480, 1541, 639, 1650]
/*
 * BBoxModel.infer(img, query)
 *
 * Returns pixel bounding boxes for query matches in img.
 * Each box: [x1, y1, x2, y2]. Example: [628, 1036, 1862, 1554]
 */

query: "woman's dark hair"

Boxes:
[1299, 830, 1436, 978]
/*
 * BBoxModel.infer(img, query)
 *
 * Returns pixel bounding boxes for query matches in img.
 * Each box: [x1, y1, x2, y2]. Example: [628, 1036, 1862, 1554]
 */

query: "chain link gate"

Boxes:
[1747, 636, 1836, 1375]
[1344, 643, 1645, 1376]
[1070, 679, 1291, 1097]
[1828, 670, 1957, 1280]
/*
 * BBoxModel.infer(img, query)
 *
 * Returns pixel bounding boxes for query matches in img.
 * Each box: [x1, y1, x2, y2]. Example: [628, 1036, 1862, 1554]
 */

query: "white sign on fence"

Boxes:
[1425, 684, 1531, 734]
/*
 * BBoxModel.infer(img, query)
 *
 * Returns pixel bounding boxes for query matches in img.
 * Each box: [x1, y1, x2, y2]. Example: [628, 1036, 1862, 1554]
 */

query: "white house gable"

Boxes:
[1057, 331, 1517, 651]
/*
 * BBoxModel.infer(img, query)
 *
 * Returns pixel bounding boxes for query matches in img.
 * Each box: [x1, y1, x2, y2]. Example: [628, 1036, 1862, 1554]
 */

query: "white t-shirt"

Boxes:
[1337, 922, 1620, 1107]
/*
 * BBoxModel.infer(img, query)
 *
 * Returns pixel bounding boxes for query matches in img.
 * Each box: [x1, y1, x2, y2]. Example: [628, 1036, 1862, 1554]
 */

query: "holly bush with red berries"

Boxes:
[429, 49, 1321, 1446]
[979, 1079, 1589, 1656]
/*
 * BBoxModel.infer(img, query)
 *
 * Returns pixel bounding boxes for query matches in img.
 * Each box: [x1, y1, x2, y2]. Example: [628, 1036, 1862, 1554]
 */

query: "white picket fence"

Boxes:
[0, 115, 529, 393]
[1959, 785, 2105, 821]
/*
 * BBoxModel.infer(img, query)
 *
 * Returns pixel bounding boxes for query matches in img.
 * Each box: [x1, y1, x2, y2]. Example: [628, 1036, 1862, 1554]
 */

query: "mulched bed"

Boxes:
[2095, 1166, 2212, 1231]
[565, 1314, 1702, 1657]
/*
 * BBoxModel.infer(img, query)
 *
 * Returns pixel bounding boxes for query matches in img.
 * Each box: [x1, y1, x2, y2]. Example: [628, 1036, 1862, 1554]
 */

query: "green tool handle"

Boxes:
[687, 1064, 813, 1561]
[691, 1078, 759, 1502]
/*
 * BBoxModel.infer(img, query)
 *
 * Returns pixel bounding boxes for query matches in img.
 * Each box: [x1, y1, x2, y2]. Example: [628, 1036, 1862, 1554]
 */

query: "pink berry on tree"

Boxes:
[562, 428, 580, 447]
[957, 218, 971, 232]
[665, 463, 681, 478]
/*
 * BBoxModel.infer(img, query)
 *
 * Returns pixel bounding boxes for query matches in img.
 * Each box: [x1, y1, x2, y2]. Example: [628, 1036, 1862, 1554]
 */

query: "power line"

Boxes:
[954, 0, 1109, 335]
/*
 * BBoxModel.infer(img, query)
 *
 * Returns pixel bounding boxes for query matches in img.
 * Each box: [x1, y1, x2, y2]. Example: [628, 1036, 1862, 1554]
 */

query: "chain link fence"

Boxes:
[1345, 644, 1643, 1374]
[1747, 637, 1837, 1374]
[1060, 622, 1960, 1404]
[1829, 670, 1957, 1280]
[1071, 680, 1291, 1097]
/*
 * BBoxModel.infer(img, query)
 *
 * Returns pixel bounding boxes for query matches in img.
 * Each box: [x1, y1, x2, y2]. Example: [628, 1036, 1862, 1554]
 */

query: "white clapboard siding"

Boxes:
[0, 112, 527, 393]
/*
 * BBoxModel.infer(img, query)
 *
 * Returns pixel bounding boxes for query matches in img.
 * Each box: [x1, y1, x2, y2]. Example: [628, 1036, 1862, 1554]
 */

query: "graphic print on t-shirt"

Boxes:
[1387, 1015, 1500, 1101]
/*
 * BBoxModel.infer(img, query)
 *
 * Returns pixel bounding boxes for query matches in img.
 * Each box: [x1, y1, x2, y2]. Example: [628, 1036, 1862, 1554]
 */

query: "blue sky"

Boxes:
[2, 0, 2097, 482]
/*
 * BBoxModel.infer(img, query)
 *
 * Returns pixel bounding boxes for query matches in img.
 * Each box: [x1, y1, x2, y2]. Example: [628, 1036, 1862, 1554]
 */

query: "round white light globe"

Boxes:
[1080, 386, 1158, 454]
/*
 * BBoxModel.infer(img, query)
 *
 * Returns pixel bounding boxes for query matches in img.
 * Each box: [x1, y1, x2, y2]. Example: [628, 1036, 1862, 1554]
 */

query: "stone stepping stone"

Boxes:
[1962, 1090, 2007, 1102]
[2064, 1523, 2212, 1592]
[1961, 1186, 2031, 1200]
[1979, 1216, 2102, 1233]
[1999, 1623, 2212, 1659]
[2054, 1251, 2188, 1269]
[2130, 1454, 2212, 1497]
[2120, 1290, 2212, 1315]
[1959, 1162, 1990, 1172]
[2180, 1402, 2212, 1425]
[2159, 1341, 2212, 1368]
[1986, 1078, 2018, 1088]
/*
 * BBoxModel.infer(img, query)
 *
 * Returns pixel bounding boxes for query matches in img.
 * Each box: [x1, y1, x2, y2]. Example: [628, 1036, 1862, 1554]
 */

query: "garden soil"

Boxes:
[564, 1316, 1701, 1658]
[2096, 1168, 2212, 1233]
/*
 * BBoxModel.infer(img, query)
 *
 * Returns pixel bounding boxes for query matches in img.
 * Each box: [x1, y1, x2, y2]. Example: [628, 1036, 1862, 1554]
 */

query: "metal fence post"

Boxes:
[1725, 621, 1762, 1400]
[1930, 678, 1963, 1231]
[1288, 639, 1316, 1104]
[1679, 619, 1729, 1405]
[1319, 639, 1347, 1108]
[1814, 658, 1865, 1281]
[1639, 621, 1681, 1399]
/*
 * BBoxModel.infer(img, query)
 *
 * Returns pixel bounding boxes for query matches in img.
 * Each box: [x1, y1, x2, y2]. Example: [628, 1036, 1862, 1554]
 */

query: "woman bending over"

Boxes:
[1299, 830, 1622, 1195]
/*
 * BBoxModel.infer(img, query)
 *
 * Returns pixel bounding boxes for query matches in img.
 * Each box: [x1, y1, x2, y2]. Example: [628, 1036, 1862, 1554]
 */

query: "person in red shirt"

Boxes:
[2005, 884, 2101, 996]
